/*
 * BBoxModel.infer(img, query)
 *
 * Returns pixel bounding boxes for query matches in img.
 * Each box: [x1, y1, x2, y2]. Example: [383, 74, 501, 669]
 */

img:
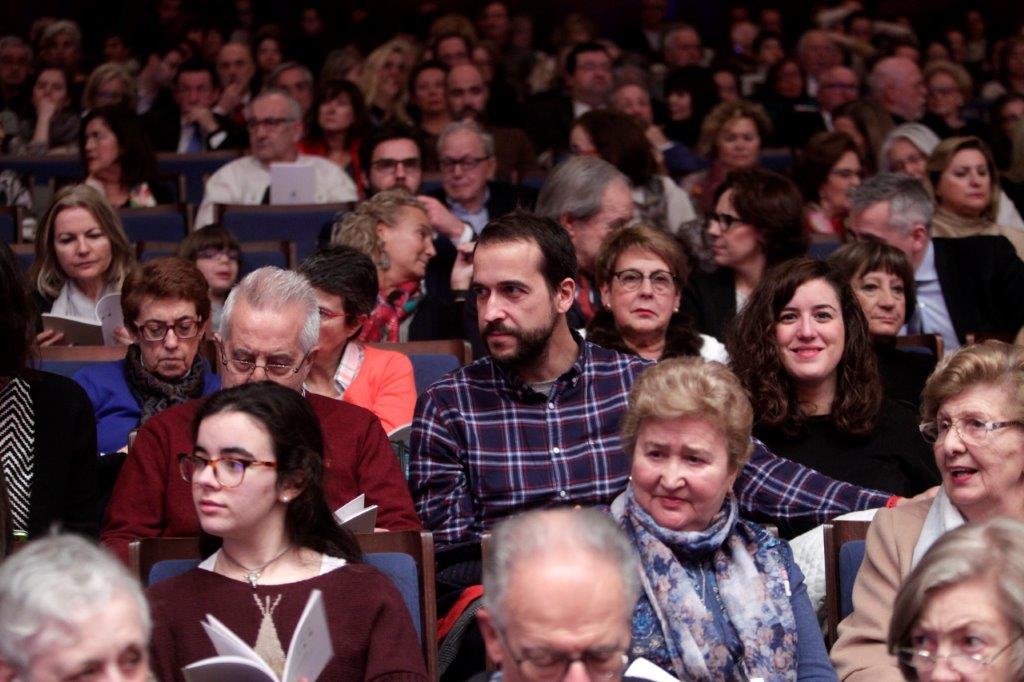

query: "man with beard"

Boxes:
[445, 63, 538, 183]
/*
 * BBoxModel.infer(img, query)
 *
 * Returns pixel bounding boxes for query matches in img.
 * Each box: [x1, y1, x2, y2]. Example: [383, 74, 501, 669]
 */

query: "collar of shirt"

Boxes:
[915, 240, 938, 283]
[489, 331, 586, 400]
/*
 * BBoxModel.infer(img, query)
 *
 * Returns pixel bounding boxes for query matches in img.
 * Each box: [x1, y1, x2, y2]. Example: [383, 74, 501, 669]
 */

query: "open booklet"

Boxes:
[41, 292, 123, 345]
[182, 589, 332, 682]
[625, 658, 680, 682]
[333, 494, 378, 534]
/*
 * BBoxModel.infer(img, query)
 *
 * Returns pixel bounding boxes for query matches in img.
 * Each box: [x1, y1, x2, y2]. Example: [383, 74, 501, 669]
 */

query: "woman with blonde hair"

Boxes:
[81, 61, 137, 111]
[29, 184, 133, 345]
[921, 60, 984, 140]
[926, 135, 1024, 259]
[359, 38, 415, 126]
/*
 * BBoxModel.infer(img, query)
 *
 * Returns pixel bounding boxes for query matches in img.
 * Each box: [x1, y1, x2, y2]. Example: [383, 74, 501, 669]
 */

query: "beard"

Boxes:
[481, 310, 559, 368]
[456, 105, 485, 122]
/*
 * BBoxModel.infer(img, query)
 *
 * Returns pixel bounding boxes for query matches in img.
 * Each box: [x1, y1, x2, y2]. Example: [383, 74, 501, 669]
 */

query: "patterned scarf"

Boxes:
[615, 487, 798, 681]
[123, 345, 207, 426]
[359, 281, 424, 343]
[0, 377, 34, 534]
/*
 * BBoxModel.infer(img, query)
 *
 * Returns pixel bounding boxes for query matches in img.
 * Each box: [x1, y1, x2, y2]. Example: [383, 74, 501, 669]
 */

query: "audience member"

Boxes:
[36, 20, 84, 83]
[360, 38, 415, 126]
[612, 357, 835, 678]
[661, 66, 717, 148]
[135, 43, 186, 117]
[869, 56, 926, 124]
[796, 29, 844, 97]
[887, 518, 1024, 681]
[331, 190, 471, 342]
[298, 245, 416, 434]
[981, 35, 1024, 101]
[990, 92, 1024, 171]
[477, 508, 639, 682]
[728, 258, 937, 530]
[298, 79, 369, 194]
[586, 225, 727, 362]
[832, 341, 1024, 679]
[176, 225, 241, 330]
[831, 99, 895, 174]
[0, 535, 149, 679]
[682, 168, 807, 342]
[921, 60, 985, 139]
[148, 382, 428, 681]
[776, 65, 860, 151]
[535, 156, 635, 329]
[0, 35, 32, 115]
[81, 62, 136, 112]
[145, 59, 247, 153]
[266, 61, 315, 117]
[794, 131, 863, 236]
[878, 122, 937, 179]
[569, 109, 696, 234]
[926, 136, 1024, 259]
[849, 173, 1024, 350]
[29, 184, 133, 345]
[0, 241, 98, 539]
[195, 89, 357, 227]
[610, 81, 703, 176]
[101, 267, 420, 563]
[682, 99, 771, 214]
[410, 60, 450, 163]
[9, 66, 78, 155]
[74, 257, 220, 455]
[662, 24, 705, 70]
[213, 41, 256, 125]
[252, 25, 285, 85]
[828, 241, 936, 410]
[80, 105, 168, 208]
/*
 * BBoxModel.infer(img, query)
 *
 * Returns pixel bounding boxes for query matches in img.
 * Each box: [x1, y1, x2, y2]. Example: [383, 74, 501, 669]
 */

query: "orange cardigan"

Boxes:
[342, 345, 417, 435]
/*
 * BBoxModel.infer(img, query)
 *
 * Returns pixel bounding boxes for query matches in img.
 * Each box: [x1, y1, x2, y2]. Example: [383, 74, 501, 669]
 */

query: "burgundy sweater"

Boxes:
[102, 393, 421, 562]
[148, 562, 428, 681]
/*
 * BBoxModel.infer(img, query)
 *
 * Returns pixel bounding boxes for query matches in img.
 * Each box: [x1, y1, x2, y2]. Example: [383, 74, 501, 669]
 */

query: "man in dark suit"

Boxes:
[849, 174, 1024, 350]
[526, 42, 614, 160]
[144, 60, 246, 153]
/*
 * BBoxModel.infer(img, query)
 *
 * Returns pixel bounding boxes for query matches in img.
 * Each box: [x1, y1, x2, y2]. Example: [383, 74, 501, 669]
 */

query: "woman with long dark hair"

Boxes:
[147, 381, 426, 681]
[80, 105, 167, 208]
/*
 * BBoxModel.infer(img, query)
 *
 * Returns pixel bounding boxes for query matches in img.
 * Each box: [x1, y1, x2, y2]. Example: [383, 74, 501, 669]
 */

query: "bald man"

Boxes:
[870, 56, 926, 123]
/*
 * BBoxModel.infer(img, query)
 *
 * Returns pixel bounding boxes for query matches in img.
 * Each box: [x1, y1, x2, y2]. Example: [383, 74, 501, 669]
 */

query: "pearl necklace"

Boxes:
[219, 544, 293, 589]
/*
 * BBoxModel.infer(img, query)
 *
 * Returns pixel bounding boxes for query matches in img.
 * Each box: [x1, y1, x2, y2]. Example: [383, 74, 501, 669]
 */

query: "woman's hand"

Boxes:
[450, 242, 475, 291]
[417, 195, 468, 243]
[113, 326, 133, 346]
[35, 329, 65, 346]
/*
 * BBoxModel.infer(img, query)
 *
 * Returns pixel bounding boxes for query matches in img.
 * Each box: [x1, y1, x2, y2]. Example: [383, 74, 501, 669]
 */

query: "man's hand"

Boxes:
[184, 106, 220, 134]
[450, 242, 475, 291]
[216, 82, 244, 114]
[417, 195, 467, 242]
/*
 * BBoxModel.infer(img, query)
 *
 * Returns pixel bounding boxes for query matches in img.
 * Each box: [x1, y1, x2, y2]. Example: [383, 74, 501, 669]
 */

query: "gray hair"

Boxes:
[268, 61, 314, 87]
[878, 123, 940, 173]
[849, 173, 933, 236]
[220, 267, 319, 353]
[536, 156, 629, 222]
[868, 56, 912, 100]
[246, 87, 302, 121]
[0, 35, 31, 60]
[483, 508, 641, 629]
[40, 20, 81, 50]
[0, 535, 150, 673]
[889, 517, 1024, 679]
[437, 120, 495, 158]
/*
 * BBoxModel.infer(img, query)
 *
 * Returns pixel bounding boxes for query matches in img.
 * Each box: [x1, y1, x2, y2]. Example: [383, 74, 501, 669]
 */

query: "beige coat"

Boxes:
[830, 497, 932, 680]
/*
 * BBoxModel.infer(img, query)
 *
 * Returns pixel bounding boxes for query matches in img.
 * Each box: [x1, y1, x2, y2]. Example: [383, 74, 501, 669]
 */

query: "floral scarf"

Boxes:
[359, 281, 423, 343]
[123, 344, 207, 426]
[613, 486, 798, 681]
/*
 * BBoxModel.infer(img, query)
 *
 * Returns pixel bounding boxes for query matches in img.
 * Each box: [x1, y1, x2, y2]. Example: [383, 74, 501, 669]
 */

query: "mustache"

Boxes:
[482, 321, 515, 336]
[457, 106, 484, 121]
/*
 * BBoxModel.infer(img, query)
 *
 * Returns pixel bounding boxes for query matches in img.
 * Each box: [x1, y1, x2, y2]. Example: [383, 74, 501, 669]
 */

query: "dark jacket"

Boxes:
[681, 267, 737, 342]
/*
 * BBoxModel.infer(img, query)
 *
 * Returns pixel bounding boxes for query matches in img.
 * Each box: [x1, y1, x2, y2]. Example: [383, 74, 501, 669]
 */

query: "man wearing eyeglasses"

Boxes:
[101, 267, 420, 563]
[195, 88, 356, 228]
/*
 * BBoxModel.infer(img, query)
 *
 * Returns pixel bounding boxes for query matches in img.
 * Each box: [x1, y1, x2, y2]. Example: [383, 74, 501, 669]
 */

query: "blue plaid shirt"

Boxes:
[410, 341, 891, 546]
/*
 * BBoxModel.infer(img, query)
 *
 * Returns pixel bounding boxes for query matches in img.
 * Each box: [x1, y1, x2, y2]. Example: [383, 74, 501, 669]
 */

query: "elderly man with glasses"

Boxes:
[101, 267, 420, 563]
[194, 88, 357, 228]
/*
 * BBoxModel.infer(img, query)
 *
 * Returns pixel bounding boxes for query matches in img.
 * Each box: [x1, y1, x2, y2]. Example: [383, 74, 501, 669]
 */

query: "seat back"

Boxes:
[10, 243, 34, 272]
[217, 203, 353, 262]
[157, 151, 241, 206]
[137, 240, 297, 274]
[0, 154, 82, 187]
[965, 331, 1015, 345]
[39, 345, 129, 378]
[119, 204, 192, 243]
[823, 519, 872, 646]
[370, 339, 474, 366]
[129, 537, 201, 585]
[0, 206, 23, 243]
[896, 334, 944, 361]
[838, 540, 867, 621]
[407, 354, 460, 394]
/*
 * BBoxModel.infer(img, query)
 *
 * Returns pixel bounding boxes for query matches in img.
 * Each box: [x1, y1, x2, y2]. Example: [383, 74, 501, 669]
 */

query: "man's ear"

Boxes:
[476, 608, 507, 669]
[560, 213, 577, 238]
[910, 223, 930, 253]
[554, 277, 576, 315]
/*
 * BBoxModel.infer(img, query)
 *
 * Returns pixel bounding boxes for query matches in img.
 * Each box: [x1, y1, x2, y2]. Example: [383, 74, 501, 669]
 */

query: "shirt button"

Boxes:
[559, 490, 568, 499]
[547, 402, 555, 410]
[551, 446, 560, 454]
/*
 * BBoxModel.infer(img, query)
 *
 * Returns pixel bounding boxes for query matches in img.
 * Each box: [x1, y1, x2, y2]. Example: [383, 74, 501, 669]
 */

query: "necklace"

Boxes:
[219, 544, 293, 589]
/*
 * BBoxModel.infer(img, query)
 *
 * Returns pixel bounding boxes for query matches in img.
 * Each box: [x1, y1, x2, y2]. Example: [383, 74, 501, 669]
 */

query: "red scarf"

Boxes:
[359, 281, 423, 342]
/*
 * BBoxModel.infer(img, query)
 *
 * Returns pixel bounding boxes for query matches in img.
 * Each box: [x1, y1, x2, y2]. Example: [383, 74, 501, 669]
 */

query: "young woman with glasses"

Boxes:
[148, 381, 427, 681]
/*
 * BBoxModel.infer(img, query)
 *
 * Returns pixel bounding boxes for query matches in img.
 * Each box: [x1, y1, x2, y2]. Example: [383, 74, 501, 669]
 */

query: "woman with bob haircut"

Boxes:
[29, 184, 133, 345]
[0, 534, 151, 680]
[681, 167, 807, 342]
[147, 381, 427, 681]
[827, 241, 935, 410]
[794, 131, 863, 237]
[610, 357, 836, 679]
[926, 135, 1024, 259]
[81, 61, 137, 111]
[727, 258, 936, 534]
[832, 341, 1024, 679]
[586, 224, 726, 363]
[887, 517, 1024, 681]
[682, 99, 772, 215]
[80, 104, 168, 208]
[299, 79, 370, 196]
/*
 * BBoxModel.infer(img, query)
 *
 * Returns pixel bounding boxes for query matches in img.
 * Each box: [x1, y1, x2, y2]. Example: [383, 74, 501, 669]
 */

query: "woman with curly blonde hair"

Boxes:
[359, 38, 416, 126]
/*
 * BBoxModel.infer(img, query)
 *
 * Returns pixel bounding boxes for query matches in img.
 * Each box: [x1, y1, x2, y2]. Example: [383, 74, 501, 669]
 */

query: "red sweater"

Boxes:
[148, 562, 427, 681]
[102, 393, 420, 563]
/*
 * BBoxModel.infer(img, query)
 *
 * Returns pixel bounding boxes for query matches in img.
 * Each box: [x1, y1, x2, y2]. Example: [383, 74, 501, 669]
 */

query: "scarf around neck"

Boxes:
[910, 487, 965, 568]
[123, 344, 207, 426]
[359, 281, 423, 343]
[614, 486, 799, 681]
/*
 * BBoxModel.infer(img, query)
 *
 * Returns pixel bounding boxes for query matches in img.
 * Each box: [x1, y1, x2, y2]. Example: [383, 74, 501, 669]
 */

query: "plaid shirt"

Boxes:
[410, 341, 891, 547]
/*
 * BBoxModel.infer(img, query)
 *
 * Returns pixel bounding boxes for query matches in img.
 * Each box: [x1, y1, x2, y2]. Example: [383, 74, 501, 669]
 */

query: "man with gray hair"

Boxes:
[475, 508, 641, 682]
[195, 88, 357, 227]
[102, 266, 420, 562]
[537, 155, 635, 327]
[267, 61, 315, 116]
[868, 56, 926, 123]
[0, 36, 32, 115]
[428, 120, 535, 236]
[0, 534, 151, 680]
[849, 173, 1024, 349]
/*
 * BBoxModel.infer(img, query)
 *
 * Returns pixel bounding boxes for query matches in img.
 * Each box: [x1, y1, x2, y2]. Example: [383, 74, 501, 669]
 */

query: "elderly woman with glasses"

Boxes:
[148, 382, 427, 681]
[611, 358, 836, 680]
[832, 341, 1024, 679]
[74, 257, 220, 455]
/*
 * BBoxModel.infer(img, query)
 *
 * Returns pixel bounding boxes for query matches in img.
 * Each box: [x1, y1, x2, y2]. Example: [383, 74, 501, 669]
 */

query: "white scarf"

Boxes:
[911, 487, 965, 568]
[49, 280, 116, 320]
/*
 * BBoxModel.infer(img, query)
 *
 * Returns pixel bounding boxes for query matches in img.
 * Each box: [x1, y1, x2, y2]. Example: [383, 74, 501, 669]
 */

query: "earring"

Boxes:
[281, 496, 290, 503]
[379, 251, 390, 270]
[673, 306, 680, 313]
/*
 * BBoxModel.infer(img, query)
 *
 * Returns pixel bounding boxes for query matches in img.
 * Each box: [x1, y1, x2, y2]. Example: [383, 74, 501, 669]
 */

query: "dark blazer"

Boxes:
[143, 104, 247, 153]
[427, 181, 537, 225]
[681, 267, 737, 342]
[932, 235, 1024, 343]
[524, 93, 575, 158]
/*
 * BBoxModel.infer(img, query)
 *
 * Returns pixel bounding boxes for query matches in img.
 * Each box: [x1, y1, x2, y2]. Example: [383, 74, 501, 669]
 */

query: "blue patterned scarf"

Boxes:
[614, 487, 798, 681]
